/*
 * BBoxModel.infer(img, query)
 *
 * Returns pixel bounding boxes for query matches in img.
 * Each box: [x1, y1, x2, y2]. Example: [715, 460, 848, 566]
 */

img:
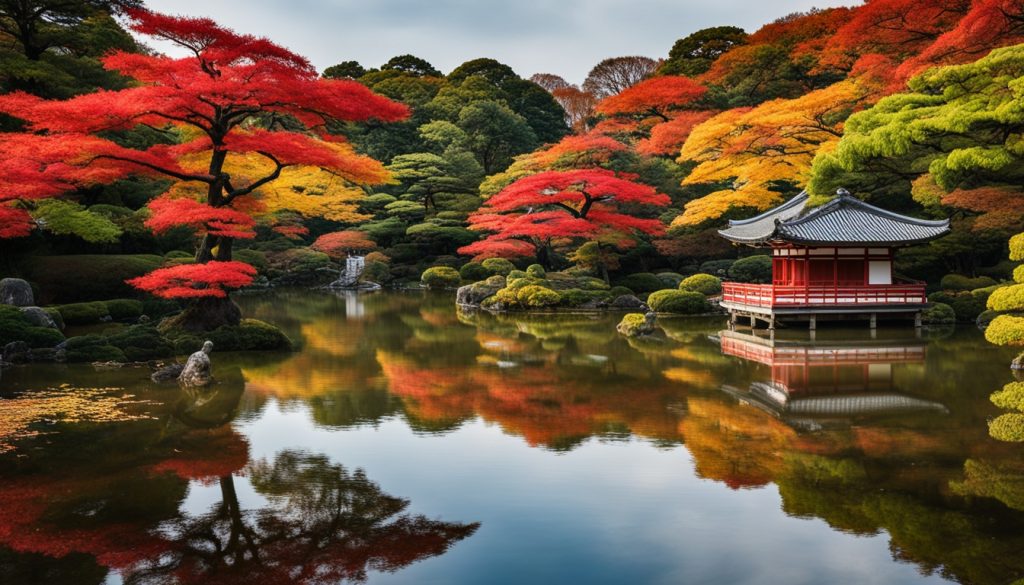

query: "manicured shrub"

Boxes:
[24, 254, 164, 303]
[987, 284, 1024, 312]
[647, 290, 710, 314]
[266, 248, 331, 279]
[164, 250, 194, 260]
[105, 325, 174, 361]
[976, 309, 999, 329]
[984, 315, 1024, 345]
[928, 291, 987, 322]
[699, 259, 735, 276]
[989, 413, 1024, 442]
[165, 319, 292, 353]
[43, 308, 64, 330]
[0, 306, 62, 348]
[232, 249, 268, 272]
[481, 258, 516, 276]
[655, 272, 684, 288]
[56, 301, 110, 325]
[728, 256, 772, 283]
[105, 299, 144, 321]
[526, 264, 546, 278]
[679, 273, 722, 296]
[992, 382, 1024, 412]
[617, 313, 653, 337]
[420, 266, 461, 289]
[516, 285, 561, 308]
[459, 262, 491, 282]
[978, 260, 1018, 280]
[362, 260, 391, 284]
[609, 286, 634, 298]
[940, 273, 998, 291]
[921, 302, 956, 325]
[615, 272, 664, 294]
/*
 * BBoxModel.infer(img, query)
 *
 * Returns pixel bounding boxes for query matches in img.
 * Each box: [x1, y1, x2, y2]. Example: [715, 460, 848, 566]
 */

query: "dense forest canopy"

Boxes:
[5, 0, 1024, 332]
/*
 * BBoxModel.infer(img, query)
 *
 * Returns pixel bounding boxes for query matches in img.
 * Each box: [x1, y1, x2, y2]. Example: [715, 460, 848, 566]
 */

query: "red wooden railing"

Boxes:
[721, 282, 927, 308]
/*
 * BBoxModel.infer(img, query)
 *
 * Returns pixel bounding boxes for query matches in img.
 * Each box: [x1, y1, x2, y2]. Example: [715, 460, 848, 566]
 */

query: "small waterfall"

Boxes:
[326, 254, 380, 291]
[337, 255, 365, 287]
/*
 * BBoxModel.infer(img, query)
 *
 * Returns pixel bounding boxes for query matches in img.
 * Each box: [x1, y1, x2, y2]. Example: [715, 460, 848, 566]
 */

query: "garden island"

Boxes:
[3, 1, 1024, 584]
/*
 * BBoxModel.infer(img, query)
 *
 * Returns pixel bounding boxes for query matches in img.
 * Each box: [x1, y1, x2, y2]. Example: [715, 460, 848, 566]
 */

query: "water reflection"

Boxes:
[3, 290, 1024, 584]
[718, 329, 948, 431]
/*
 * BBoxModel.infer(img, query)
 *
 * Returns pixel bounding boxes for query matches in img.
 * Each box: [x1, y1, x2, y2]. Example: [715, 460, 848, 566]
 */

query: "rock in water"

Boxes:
[20, 307, 59, 329]
[178, 340, 214, 386]
[0, 278, 34, 307]
[151, 363, 185, 383]
[456, 275, 506, 307]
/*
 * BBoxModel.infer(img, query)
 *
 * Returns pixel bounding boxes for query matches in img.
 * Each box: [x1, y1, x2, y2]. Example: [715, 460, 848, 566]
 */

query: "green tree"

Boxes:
[660, 26, 749, 76]
[0, 0, 140, 97]
[322, 60, 366, 79]
[382, 54, 442, 77]
[457, 101, 538, 174]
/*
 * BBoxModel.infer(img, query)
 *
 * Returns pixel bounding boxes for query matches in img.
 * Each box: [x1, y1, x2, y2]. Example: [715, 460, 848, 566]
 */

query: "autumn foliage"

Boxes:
[460, 169, 669, 261]
[0, 9, 406, 308]
[311, 230, 377, 258]
[126, 261, 257, 298]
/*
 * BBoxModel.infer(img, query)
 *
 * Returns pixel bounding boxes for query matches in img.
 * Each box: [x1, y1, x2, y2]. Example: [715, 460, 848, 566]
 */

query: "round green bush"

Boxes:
[986, 315, 1024, 345]
[362, 260, 391, 283]
[615, 273, 664, 294]
[233, 249, 268, 272]
[699, 259, 735, 276]
[526, 264, 546, 278]
[992, 382, 1024, 413]
[989, 413, 1024, 442]
[481, 258, 516, 276]
[679, 273, 723, 296]
[940, 273, 998, 291]
[617, 313, 653, 337]
[516, 285, 561, 308]
[647, 290, 711, 314]
[929, 291, 986, 322]
[459, 262, 491, 282]
[609, 286, 634, 298]
[420, 266, 461, 289]
[656, 272, 685, 288]
[56, 301, 110, 325]
[105, 299, 144, 321]
[727, 256, 772, 284]
[921, 302, 956, 325]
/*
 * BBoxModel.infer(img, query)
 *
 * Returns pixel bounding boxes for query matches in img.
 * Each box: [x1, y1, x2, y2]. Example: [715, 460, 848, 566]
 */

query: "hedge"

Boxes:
[24, 254, 164, 303]
[728, 256, 772, 284]
[940, 274, 998, 291]
[614, 273, 664, 294]
[679, 273, 722, 296]
[421, 266, 461, 289]
[647, 290, 710, 314]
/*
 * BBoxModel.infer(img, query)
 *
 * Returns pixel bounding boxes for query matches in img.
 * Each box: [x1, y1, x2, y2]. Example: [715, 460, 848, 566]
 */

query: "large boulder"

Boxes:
[617, 312, 658, 337]
[0, 278, 34, 307]
[19, 307, 58, 329]
[178, 340, 214, 386]
[610, 295, 647, 310]
[456, 275, 506, 307]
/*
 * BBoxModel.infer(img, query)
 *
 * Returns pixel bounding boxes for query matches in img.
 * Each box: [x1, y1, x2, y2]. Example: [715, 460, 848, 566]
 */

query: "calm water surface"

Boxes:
[1, 290, 1023, 585]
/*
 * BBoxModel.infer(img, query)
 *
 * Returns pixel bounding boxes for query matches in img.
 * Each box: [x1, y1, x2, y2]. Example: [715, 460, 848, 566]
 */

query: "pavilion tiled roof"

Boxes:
[718, 190, 950, 246]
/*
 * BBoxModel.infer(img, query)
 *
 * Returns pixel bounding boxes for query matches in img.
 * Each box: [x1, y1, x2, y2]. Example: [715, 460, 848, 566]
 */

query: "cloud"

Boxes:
[143, 0, 857, 84]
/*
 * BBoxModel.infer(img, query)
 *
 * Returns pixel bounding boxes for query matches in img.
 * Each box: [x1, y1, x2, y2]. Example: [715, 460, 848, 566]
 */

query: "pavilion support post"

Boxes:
[750, 315, 757, 329]
[809, 314, 816, 331]
[870, 313, 877, 330]
[914, 312, 922, 328]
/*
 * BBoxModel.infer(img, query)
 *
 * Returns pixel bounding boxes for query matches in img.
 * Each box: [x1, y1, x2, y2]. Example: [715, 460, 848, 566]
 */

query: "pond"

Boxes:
[1, 290, 1023, 585]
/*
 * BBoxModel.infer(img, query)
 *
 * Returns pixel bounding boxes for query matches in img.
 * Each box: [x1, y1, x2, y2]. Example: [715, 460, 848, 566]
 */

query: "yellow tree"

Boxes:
[674, 78, 875, 227]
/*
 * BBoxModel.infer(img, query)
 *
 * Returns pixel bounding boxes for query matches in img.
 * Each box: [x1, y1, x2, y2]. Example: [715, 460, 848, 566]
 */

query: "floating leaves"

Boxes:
[0, 385, 158, 453]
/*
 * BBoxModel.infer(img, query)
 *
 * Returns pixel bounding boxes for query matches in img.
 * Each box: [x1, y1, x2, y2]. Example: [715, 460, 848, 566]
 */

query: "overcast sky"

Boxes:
[144, 0, 857, 85]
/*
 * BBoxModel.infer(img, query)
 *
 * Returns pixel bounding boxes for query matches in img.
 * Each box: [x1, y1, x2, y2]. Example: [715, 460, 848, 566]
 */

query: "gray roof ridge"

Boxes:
[726, 191, 808, 227]
[781, 192, 950, 229]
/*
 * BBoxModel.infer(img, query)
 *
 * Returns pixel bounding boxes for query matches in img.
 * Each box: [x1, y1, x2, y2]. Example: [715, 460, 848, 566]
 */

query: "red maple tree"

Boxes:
[0, 9, 407, 327]
[459, 168, 669, 266]
[311, 230, 377, 259]
[595, 76, 707, 122]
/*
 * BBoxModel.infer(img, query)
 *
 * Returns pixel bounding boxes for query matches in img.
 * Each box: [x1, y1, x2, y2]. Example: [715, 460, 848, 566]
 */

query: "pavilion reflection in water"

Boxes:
[716, 329, 948, 431]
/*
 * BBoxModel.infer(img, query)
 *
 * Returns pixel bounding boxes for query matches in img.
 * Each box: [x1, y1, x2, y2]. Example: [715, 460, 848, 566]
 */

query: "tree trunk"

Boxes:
[160, 296, 242, 333]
